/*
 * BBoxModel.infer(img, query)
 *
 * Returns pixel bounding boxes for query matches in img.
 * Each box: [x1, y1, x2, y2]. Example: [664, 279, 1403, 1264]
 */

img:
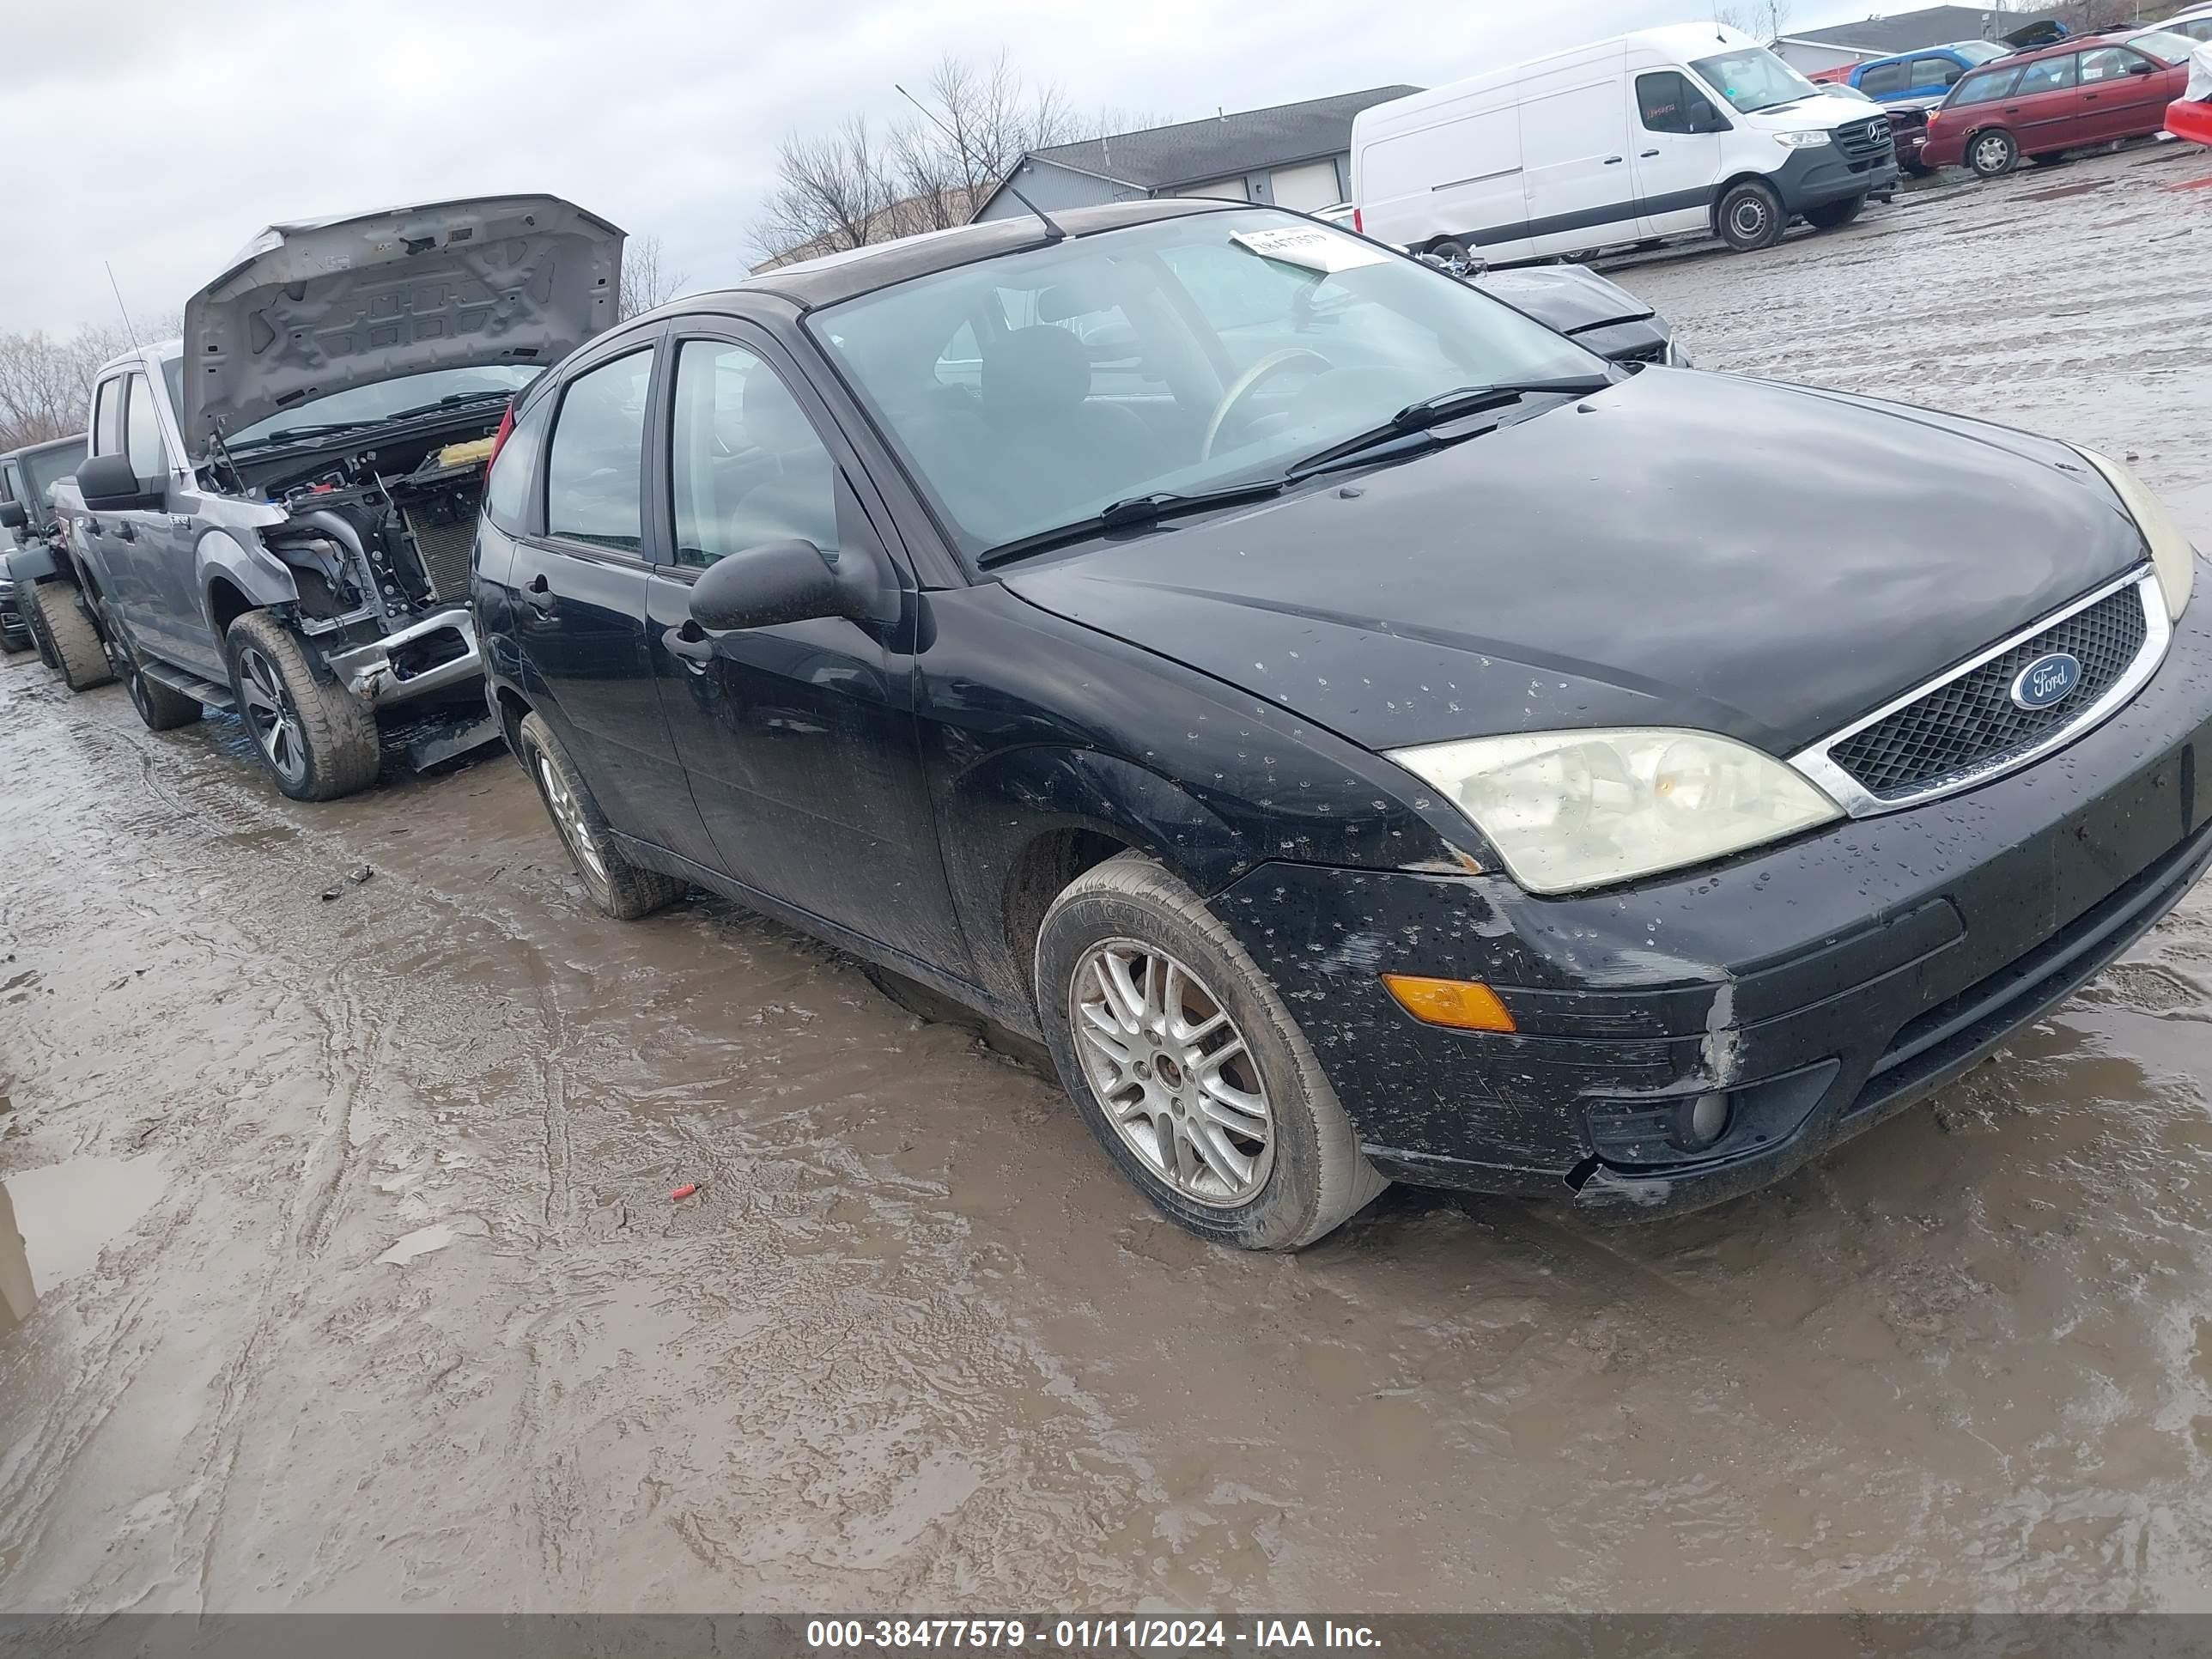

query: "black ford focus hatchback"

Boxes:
[475, 199, 2212, 1249]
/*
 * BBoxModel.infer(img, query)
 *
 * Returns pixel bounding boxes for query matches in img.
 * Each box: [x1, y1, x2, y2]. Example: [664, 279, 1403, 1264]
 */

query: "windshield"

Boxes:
[807, 210, 1600, 560]
[1690, 46, 1823, 112]
[225, 365, 541, 449]
[2128, 29, 2197, 60]
[1954, 40, 2007, 64]
[23, 441, 88, 507]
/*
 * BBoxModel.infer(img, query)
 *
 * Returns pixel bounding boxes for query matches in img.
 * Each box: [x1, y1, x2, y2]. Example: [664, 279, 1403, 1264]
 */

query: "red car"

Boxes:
[1921, 29, 2197, 175]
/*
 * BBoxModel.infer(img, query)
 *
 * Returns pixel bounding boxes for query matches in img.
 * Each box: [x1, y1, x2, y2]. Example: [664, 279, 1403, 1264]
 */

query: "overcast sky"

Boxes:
[7, 0, 1870, 338]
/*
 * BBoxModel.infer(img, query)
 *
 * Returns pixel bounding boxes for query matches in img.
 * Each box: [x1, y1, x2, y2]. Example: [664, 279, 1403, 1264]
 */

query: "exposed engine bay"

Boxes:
[232, 413, 504, 628]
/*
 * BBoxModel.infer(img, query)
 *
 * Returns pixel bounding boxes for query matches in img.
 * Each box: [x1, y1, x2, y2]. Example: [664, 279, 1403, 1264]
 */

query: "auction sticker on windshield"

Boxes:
[1231, 226, 1390, 274]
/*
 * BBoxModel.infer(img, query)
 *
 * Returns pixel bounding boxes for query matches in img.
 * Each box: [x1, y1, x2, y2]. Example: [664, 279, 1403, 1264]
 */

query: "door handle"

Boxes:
[523, 572, 556, 612]
[2004, 105, 2021, 112]
[663, 621, 718, 671]
[1603, 155, 1625, 164]
[1640, 149, 1660, 157]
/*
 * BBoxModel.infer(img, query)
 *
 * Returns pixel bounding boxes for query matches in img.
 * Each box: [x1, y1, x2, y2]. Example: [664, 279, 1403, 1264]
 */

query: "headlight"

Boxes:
[1388, 727, 1842, 895]
[1774, 131, 1832, 149]
[2075, 447, 2195, 620]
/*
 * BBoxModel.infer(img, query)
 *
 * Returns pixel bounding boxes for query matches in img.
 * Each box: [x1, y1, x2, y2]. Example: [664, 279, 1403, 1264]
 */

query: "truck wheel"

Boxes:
[1034, 852, 1389, 1251]
[1425, 238, 1477, 276]
[223, 611, 381, 802]
[29, 582, 113, 691]
[23, 596, 58, 672]
[516, 710, 686, 919]
[100, 603, 201, 731]
[1968, 129, 2018, 178]
[1717, 180, 1786, 252]
[1804, 193, 1866, 230]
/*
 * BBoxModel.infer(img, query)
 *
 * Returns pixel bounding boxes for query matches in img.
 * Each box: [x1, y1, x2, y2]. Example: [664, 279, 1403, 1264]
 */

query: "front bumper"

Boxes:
[1212, 595, 2212, 1218]
[1773, 141, 1899, 211]
[322, 605, 482, 707]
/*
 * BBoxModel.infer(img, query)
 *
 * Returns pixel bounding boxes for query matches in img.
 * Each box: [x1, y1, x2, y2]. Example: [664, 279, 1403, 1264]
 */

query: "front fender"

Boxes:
[197, 528, 299, 615]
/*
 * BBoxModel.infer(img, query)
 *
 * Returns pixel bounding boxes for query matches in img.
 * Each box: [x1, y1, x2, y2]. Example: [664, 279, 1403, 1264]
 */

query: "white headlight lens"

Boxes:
[1389, 728, 1842, 896]
[2075, 447, 2195, 620]
[1774, 131, 1832, 149]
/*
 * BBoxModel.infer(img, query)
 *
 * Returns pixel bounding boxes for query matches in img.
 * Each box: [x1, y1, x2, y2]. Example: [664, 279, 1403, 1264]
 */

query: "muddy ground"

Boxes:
[5, 144, 2212, 1615]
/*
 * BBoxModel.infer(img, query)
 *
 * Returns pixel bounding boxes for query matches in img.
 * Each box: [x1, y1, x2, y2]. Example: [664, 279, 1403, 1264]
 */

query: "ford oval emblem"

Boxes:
[2010, 651, 2082, 710]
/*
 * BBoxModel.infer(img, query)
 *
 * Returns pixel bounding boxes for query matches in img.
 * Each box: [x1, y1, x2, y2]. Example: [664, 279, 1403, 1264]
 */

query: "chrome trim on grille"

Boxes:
[1790, 567, 2167, 817]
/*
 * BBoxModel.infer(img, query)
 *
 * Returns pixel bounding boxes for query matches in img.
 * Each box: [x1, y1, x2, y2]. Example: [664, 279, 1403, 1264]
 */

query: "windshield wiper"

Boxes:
[225, 421, 380, 451]
[380, 389, 520, 422]
[1285, 374, 1613, 477]
[977, 477, 1293, 568]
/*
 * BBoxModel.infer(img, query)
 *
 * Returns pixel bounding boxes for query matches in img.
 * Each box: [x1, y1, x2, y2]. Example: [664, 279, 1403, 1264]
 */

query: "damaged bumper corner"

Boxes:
[323, 606, 482, 707]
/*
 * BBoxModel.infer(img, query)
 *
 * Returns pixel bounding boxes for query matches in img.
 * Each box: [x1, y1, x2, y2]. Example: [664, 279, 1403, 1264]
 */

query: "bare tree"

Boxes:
[1714, 0, 1793, 38]
[0, 315, 182, 452]
[751, 53, 1125, 264]
[617, 234, 689, 320]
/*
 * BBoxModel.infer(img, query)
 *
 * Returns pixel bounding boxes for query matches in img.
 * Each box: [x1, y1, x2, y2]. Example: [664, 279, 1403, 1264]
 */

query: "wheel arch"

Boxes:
[1709, 171, 1784, 238]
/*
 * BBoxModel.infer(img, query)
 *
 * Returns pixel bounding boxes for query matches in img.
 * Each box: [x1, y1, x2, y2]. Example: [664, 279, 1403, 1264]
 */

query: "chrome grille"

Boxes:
[1807, 574, 2161, 809]
[1833, 118, 1895, 167]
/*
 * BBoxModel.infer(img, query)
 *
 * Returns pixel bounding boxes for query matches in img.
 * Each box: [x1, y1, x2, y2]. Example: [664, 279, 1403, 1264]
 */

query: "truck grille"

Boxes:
[1833, 118, 1894, 169]
[402, 505, 478, 604]
[1826, 579, 2153, 800]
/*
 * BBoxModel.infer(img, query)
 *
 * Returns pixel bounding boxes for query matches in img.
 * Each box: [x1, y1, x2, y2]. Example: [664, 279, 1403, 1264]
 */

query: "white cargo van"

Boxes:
[1350, 23, 1899, 264]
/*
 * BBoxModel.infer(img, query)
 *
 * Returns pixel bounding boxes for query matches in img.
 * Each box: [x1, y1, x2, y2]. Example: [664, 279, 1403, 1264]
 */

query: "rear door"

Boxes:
[508, 336, 718, 866]
[1518, 56, 1637, 255]
[1628, 67, 1725, 237]
[641, 325, 965, 964]
[2007, 52, 2083, 153]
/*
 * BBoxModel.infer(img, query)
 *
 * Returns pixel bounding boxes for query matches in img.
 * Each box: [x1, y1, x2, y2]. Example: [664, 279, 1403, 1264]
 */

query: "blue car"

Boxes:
[1844, 40, 2014, 101]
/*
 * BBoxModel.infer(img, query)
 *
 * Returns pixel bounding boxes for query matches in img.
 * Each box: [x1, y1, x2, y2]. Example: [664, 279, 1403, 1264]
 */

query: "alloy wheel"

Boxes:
[1068, 939, 1275, 1207]
[101, 616, 152, 723]
[537, 751, 609, 886]
[237, 645, 308, 786]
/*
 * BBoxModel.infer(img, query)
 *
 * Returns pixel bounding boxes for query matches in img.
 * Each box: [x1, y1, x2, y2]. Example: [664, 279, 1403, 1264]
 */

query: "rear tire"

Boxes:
[223, 610, 380, 801]
[1716, 179, 1786, 252]
[516, 710, 685, 920]
[100, 603, 201, 731]
[1804, 193, 1866, 230]
[29, 582, 112, 691]
[1968, 128, 2018, 177]
[1035, 852, 1388, 1251]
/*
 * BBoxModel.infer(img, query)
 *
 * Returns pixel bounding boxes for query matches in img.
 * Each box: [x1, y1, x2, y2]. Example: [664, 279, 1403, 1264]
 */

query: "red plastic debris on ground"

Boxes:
[670, 1183, 698, 1203]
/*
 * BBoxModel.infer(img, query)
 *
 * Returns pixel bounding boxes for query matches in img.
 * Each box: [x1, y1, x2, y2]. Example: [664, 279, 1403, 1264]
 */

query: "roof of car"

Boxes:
[728, 198, 1247, 311]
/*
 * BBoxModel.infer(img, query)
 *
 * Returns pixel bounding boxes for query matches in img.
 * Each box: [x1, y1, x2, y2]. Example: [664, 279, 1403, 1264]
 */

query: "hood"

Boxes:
[182, 195, 623, 451]
[1741, 94, 1890, 132]
[1474, 265, 1652, 337]
[1002, 371, 2147, 758]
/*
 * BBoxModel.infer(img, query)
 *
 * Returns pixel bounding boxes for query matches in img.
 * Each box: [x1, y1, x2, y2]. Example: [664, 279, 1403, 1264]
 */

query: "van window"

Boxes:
[1859, 61, 1910, 95]
[93, 378, 125, 457]
[2014, 54, 2077, 94]
[1635, 70, 1716, 133]
[1950, 66, 2021, 105]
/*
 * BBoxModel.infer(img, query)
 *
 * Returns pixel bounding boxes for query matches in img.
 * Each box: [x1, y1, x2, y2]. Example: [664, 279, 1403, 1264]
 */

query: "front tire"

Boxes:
[1425, 238, 1476, 276]
[1035, 853, 1388, 1251]
[100, 604, 201, 731]
[1804, 192, 1866, 230]
[516, 711, 685, 920]
[28, 582, 112, 691]
[1968, 129, 2019, 178]
[223, 611, 380, 801]
[1717, 179, 1785, 252]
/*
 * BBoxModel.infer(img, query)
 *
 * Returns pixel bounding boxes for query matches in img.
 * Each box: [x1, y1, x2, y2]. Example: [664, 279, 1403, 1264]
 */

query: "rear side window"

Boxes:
[483, 398, 550, 532]
[1635, 71, 1709, 134]
[2015, 54, 2078, 94]
[125, 375, 167, 479]
[544, 349, 653, 553]
[1859, 61, 1910, 95]
[93, 378, 125, 456]
[1951, 66, 2021, 105]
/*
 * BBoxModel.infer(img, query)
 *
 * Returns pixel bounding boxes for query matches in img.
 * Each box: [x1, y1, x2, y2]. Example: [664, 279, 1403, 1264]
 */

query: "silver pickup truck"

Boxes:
[50, 195, 623, 800]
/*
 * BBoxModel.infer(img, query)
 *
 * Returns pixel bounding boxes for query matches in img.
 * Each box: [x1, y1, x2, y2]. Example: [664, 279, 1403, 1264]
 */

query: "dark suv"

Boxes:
[476, 200, 2211, 1250]
[1, 434, 94, 673]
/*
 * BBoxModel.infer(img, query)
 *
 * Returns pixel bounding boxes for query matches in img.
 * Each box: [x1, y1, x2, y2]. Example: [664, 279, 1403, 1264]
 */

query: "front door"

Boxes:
[106, 370, 204, 665]
[1629, 69, 1725, 238]
[642, 328, 966, 969]
[513, 338, 719, 869]
[2075, 46, 2165, 141]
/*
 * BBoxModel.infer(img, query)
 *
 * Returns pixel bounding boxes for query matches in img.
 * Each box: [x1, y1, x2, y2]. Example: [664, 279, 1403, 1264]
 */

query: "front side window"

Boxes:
[125, 375, 167, 479]
[2015, 54, 2078, 94]
[1951, 66, 2021, 105]
[809, 209, 1600, 561]
[1689, 46, 1821, 113]
[93, 378, 125, 457]
[2078, 46, 2141, 83]
[1909, 57, 1961, 89]
[670, 340, 841, 568]
[1636, 71, 1717, 134]
[544, 349, 652, 553]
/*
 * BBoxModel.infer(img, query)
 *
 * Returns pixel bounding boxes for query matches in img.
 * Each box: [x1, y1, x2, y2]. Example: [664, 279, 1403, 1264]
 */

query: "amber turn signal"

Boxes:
[1380, 974, 1516, 1033]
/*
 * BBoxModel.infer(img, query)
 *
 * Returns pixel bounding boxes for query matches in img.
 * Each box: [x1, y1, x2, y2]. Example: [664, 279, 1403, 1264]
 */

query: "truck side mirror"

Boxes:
[0, 501, 24, 531]
[75, 453, 164, 513]
[1689, 100, 1731, 132]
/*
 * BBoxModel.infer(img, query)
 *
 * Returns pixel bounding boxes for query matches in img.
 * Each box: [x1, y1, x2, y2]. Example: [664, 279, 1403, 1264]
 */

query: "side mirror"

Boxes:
[2128, 60, 2156, 75]
[690, 539, 855, 632]
[0, 501, 24, 531]
[76, 452, 163, 513]
[1689, 100, 1730, 133]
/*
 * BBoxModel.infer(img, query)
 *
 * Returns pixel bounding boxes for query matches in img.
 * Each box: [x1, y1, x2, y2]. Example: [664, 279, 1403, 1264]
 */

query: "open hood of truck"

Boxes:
[181, 195, 624, 452]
